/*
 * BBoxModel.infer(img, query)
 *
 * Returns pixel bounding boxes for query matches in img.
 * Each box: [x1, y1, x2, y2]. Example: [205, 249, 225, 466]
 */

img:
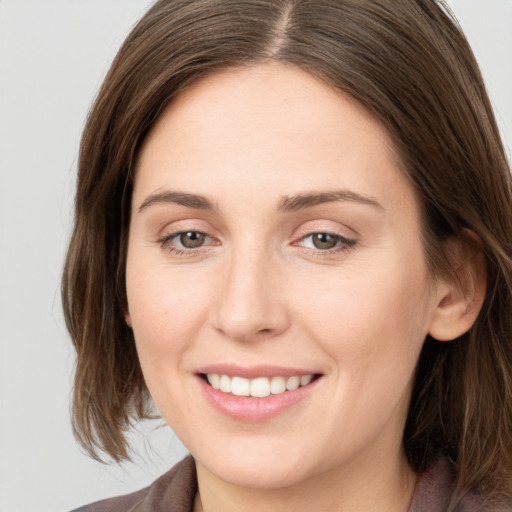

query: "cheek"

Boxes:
[125, 260, 218, 422]
[294, 253, 433, 385]
[125, 258, 214, 369]
[292, 260, 433, 450]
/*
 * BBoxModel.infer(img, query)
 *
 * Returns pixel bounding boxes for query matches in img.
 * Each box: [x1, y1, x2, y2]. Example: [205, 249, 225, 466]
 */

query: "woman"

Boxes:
[63, 0, 512, 510]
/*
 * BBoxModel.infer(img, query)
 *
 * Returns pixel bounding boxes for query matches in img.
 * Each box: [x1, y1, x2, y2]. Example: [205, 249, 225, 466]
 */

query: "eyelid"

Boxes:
[290, 221, 358, 256]
[157, 226, 218, 255]
[294, 232, 356, 250]
[155, 220, 358, 257]
[293, 219, 358, 241]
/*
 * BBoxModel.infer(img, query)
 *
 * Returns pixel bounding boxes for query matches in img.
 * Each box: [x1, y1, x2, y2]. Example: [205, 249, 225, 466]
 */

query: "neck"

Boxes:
[194, 449, 417, 512]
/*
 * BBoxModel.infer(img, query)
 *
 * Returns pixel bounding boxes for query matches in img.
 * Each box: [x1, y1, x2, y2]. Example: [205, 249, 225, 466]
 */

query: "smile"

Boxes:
[198, 368, 322, 421]
[206, 374, 314, 398]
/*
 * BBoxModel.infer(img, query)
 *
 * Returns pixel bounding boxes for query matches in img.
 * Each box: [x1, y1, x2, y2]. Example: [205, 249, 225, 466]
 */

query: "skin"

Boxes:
[125, 64, 483, 512]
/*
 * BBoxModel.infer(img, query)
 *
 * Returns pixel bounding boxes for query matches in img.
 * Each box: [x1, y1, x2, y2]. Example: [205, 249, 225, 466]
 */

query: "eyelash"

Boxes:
[157, 230, 357, 257]
[158, 230, 213, 256]
[295, 232, 357, 257]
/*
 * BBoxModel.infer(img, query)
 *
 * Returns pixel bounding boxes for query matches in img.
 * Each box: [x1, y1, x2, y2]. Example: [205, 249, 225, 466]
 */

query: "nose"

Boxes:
[211, 246, 290, 342]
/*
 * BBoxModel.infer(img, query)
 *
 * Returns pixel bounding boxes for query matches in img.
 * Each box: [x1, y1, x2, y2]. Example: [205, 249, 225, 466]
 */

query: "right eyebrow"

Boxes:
[137, 190, 217, 213]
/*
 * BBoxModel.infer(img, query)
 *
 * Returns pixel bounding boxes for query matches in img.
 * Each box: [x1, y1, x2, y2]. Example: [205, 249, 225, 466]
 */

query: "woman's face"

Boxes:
[126, 64, 445, 489]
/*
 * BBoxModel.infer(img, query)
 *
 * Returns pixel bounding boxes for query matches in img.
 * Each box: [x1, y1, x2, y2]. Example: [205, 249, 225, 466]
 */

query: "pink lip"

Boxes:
[196, 367, 322, 422]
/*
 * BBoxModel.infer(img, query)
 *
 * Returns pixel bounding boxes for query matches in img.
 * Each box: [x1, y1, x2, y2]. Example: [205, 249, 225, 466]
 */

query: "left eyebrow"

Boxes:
[278, 190, 384, 212]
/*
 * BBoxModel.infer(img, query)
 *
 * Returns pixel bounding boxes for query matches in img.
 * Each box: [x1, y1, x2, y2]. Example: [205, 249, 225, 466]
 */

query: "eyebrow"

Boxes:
[138, 191, 217, 213]
[278, 190, 384, 212]
[137, 188, 384, 213]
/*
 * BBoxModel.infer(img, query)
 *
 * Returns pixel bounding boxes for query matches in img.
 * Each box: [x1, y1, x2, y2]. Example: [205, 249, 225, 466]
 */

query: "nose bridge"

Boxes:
[213, 235, 288, 341]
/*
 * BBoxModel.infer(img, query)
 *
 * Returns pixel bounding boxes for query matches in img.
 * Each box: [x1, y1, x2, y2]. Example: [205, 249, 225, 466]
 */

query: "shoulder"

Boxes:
[409, 456, 512, 512]
[70, 456, 197, 512]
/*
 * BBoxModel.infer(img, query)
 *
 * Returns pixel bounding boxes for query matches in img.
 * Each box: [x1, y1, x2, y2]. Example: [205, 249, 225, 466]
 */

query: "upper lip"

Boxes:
[196, 364, 320, 379]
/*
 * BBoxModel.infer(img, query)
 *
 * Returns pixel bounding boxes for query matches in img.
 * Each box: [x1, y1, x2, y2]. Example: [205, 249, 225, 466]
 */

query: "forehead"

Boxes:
[146, 63, 395, 157]
[134, 63, 416, 218]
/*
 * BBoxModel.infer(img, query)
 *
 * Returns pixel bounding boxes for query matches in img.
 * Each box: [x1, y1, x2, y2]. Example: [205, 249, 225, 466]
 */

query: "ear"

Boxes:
[428, 230, 487, 342]
[125, 307, 132, 328]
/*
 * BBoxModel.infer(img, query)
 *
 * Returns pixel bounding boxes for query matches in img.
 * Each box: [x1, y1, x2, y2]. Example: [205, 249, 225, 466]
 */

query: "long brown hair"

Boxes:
[62, 0, 512, 499]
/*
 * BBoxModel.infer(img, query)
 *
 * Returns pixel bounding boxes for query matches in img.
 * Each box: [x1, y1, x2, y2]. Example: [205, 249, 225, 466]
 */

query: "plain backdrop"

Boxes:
[0, 1, 511, 511]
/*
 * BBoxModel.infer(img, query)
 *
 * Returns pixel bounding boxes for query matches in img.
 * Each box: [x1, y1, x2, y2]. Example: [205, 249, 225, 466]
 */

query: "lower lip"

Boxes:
[198, 376, 321, 422]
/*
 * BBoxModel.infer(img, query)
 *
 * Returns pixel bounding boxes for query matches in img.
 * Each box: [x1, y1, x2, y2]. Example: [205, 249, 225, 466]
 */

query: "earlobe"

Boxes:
[125, 309, 132, 328]
[428, 232, 487, 342]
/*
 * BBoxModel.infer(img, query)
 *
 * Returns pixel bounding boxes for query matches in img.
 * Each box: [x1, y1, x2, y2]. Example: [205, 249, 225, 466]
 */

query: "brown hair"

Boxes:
[62, 0, 512, 500]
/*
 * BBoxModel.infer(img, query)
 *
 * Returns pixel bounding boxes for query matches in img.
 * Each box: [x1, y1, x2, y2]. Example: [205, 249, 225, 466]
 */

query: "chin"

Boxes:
[202, 454, 314, 489]
[190, 434, 327, 489]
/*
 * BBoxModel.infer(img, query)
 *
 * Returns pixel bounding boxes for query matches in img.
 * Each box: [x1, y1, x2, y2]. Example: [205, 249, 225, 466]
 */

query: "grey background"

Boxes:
[0, 1, 510, 511]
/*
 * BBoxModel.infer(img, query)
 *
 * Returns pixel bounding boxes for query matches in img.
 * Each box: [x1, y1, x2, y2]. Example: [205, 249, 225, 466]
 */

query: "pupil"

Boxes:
[180, 231, 204, 248]
[313, 233, 337, 249]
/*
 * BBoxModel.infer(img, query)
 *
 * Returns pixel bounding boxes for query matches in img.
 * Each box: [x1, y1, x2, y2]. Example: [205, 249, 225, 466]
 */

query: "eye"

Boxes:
[159, 230, 213, 254]
[176, 231, 207, 249]
[299, 232, 356, 251]
[305, 233, 339, 250]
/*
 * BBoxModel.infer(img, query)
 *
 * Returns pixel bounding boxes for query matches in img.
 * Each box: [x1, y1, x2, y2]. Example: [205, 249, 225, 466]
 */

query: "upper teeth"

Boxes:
[206, 374, 313, 398]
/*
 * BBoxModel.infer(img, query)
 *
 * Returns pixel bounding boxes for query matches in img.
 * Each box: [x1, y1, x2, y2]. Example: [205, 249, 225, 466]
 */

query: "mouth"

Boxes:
[200, 373, 321, 398]
[197, 367, 323, 421]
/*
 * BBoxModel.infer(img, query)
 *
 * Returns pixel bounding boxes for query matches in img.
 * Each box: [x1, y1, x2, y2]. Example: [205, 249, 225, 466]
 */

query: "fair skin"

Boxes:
[125, 64, 484, 512]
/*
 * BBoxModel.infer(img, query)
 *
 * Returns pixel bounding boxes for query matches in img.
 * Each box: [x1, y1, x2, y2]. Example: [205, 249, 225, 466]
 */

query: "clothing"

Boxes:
[71, 457, 197, 512]
[71, 456, 510, 512]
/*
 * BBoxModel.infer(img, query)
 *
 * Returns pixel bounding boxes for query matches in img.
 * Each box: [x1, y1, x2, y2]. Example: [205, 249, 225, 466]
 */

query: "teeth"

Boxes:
[286, 376, 300, 391]
[231, 376, 250, 396]
[251, 377, 271, 398]
[270, 376, 286, 394]
[206, 373, 314, 398]
[219, 374, 231, 393]
[300, 375, 313, 386]
[208, 373, 220, 390]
